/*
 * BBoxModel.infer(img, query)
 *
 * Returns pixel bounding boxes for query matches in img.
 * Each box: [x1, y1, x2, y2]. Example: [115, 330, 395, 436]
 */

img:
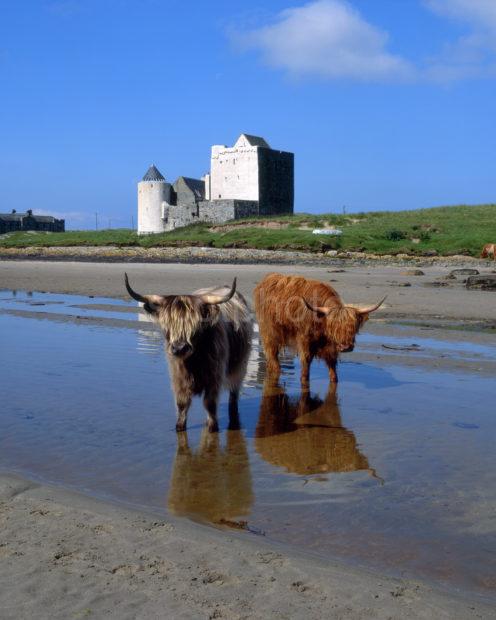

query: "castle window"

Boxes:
[218, 194, 221, 198]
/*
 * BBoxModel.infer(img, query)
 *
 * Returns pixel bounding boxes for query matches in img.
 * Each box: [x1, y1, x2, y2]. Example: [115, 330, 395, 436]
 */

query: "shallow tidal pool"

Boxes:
[1, 289, 495, 601]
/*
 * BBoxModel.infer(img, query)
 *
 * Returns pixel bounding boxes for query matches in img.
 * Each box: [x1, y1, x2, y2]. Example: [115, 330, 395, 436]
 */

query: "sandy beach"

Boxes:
[1, 259, 495, 619]
[1, 472, 494, 620]
[1, 257, 495, 321]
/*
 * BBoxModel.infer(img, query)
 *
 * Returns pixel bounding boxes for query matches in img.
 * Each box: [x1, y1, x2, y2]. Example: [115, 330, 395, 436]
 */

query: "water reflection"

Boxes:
[255, 382, 377, 478]
[3, 294, 496, 597]
[168, 429, 253, 524]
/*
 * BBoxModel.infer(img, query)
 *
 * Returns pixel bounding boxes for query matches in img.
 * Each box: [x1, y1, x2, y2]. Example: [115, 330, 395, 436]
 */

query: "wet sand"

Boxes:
[1, 259, 496, 619]
[1, 258, 496, 322]
[1, 473, 494, 620]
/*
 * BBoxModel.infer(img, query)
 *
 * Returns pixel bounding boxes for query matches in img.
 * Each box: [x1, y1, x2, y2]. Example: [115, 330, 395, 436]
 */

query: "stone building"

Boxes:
[137, 134, 294, 234]
[0, 209, 65, 234]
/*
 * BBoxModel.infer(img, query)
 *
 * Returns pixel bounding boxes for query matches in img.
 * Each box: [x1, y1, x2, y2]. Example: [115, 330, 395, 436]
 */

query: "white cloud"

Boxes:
[232, 0, 414, 82]
[423, 0, 496, 81]
[232, 0, 496, 84]
[424, 0, 496, 29]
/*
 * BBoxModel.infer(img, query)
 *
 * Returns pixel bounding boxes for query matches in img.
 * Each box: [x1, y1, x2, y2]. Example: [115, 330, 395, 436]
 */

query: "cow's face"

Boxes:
[156, 296, 214, 359]
[303, 297, 386, 352]
[124, 274, 237, 359]
[325, 307, 367, 352]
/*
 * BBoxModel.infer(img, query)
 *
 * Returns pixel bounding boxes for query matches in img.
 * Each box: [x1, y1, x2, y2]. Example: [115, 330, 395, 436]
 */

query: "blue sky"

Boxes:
[0, 0, 495, 228]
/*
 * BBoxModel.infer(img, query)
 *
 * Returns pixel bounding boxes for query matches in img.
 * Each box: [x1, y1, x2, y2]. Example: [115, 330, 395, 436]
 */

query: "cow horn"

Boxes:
[201, 278, 237, 305]
[347, 296, 387, 315]
[303, 298, 332, 316]
[124, 273, 160, 310]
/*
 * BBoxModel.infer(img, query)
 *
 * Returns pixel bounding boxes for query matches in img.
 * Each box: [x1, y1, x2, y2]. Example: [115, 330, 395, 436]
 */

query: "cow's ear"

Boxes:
[143, 301, 159, 315]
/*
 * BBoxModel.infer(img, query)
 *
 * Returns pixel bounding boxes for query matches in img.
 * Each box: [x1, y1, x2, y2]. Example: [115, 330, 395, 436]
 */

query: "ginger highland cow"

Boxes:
[254, 273, 385, 387]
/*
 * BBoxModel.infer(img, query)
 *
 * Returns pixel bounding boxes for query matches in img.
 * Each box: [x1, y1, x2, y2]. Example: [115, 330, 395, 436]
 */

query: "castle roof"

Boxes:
[0, 211, 61, 223]
[174, 177, 205, 201]
[236, 134, 270, 148]
[142, 164, 165, 182]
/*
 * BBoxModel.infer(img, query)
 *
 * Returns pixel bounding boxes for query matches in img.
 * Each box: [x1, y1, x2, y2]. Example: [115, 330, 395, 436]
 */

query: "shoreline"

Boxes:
[2, 258, 495, 322]
[1, 470, 494, 619]
[1, 244, 494, 268]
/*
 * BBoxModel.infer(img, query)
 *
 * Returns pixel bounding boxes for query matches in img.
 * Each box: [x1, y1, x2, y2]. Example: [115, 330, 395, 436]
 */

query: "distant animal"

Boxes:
[253, 273, 385, 386]
[125, 274, 252, 432]
[481, 243, 496, 260]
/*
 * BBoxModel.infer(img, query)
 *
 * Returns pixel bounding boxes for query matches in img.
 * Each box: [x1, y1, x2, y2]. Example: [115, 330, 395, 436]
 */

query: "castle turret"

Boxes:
[137, 165, 172, 235]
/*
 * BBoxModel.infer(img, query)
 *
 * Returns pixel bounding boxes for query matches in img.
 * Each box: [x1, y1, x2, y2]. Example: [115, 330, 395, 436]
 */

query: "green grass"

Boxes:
[1, 204, 495, 256]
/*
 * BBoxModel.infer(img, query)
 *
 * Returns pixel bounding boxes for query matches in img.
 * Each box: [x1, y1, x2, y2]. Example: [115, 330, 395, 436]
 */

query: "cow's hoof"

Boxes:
[207, 421, 219, 433]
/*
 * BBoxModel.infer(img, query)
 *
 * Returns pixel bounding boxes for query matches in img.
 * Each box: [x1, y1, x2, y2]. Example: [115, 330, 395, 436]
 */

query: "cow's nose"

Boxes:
[171, 342, 190, 356]
[341, 344, 354, 353]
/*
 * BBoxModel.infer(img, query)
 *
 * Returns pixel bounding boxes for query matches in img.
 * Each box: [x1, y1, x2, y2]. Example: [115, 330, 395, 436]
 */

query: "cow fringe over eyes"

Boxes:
[323, 305, 365, 346]
[150, 286, 250, 346]
[156, 297, 208, 345]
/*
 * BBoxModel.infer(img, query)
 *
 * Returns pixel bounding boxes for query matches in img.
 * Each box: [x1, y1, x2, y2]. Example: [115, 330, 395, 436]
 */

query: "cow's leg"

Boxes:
[175, 393, 192, 432]
[176, 430, 190, 452]
[259, 325, 281, 378]
[299, 350, 313, 390]
[265, 343, 281, 378]
[325, 357, 338, 383]
[203, 387, 220, 433]
[228, 388, 240, 430]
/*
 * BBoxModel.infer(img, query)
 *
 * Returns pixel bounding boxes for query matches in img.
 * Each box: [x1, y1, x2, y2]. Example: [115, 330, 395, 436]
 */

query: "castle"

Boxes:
[137, 134, 294, 234]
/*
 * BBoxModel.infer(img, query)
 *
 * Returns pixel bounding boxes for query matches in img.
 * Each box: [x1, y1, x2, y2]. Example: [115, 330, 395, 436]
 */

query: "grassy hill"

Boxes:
[1, 204, 495, 256]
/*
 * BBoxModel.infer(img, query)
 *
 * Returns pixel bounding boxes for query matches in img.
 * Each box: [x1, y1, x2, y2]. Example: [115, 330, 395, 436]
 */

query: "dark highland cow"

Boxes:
[254, 273, 385, 387]
[125, 274, 252, 432]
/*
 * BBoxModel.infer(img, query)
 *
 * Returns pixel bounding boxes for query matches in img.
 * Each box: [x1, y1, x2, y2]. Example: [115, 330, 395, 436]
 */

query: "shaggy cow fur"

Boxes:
[481, 243, 496, 260]
[125, 274, 252, 432]
[254, 273, 384, 387]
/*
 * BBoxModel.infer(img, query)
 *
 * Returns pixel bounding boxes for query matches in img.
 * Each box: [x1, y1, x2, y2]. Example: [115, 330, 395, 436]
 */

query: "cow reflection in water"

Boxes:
[168, 427, 253, 524]
[255, 382, 378, 478]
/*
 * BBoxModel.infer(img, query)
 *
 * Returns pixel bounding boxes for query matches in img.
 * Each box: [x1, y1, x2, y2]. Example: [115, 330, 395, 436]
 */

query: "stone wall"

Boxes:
[163, 200, 259, 230]
[164, 204, 200, 231]
[198, 200, 259, 224]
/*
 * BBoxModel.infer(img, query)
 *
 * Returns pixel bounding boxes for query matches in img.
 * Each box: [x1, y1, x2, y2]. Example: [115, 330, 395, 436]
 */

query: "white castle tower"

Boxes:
[137, 165, 171, 235]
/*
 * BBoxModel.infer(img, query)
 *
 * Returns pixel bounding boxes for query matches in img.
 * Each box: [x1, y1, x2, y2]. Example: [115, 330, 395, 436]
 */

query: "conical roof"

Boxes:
[142, 164, 165, 182]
